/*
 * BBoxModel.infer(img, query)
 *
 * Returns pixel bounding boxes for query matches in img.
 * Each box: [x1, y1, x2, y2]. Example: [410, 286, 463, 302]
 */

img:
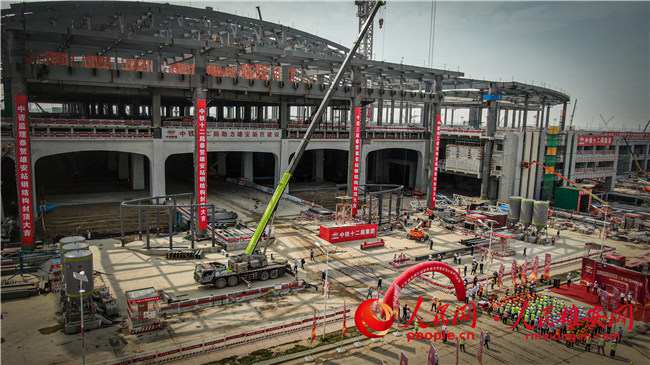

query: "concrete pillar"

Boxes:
[390, 99, 395, 124]
[545, 105, 551, 128]
[522, 96, 529, 130]
[377, 98, 384, 126]
[118, 152, 129, 180]
[257, 106, 263, 122]
[150, 140, 166, 197]
[560, 102, 568, 130]
[131, 154, 146, 190]
[217, 152, 227, 176]
[425, 76, 443, 207]
[242, 152, 254, 180]
[152, 91, 161, 128]
[398, 100, 404, 124]
[279, 101, 289, 131]
[314, 149, 324, 182]
[480, 86, 498, 200]
[450, 108, 455, 125]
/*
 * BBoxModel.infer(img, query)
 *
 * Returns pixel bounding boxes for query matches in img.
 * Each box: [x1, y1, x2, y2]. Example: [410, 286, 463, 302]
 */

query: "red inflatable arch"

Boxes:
[383, 261, 466, 309]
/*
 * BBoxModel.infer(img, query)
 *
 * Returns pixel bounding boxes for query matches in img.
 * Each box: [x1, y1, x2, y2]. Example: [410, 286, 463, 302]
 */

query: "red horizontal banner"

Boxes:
[319, 223, 378, 243]
[578, 135, 613, 147]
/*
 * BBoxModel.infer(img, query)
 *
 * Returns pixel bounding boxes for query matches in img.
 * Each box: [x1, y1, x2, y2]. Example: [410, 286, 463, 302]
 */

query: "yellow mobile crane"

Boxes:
[194, 1, 386, 288]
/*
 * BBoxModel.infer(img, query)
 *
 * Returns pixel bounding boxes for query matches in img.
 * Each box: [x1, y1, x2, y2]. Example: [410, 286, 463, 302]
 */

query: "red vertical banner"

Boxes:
[14, 95, 34, 247]
[195, 99, 208, 231]
[351, 107, 362, 216]
[429, 112, 442, 209]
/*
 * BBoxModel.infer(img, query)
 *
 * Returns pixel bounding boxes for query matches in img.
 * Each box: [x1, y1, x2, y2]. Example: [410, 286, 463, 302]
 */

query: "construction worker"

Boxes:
[609, 340, 617, 357]
[366, 287, 374, 299]
[585, 334, 592, 352]
[484, 331, 491, 349]
[300, 258, 305, 269]
[597, 336, 606, 355]
[377, 277, 383, 291]
[310, 248, 315, 261]
[459, 336, 466, 352]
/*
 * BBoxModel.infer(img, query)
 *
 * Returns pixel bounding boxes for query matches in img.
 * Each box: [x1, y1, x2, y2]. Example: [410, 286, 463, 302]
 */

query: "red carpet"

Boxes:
[550, 283, 599, 305]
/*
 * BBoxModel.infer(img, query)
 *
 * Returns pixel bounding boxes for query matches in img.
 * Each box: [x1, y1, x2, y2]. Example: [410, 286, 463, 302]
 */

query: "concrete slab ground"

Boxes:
[3, 183, 649, 365]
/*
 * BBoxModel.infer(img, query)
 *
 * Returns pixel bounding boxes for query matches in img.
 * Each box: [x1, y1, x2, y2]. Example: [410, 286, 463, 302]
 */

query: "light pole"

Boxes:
[315, 241, 329, 339]
[73, 270, 88, 365]
[600, 208, 608, 260]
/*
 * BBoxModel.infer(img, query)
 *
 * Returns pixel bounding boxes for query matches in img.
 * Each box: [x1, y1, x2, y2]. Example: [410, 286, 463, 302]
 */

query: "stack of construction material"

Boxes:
[126, 287, 163, 334]
[508, 196, 522, 222]
[166, 249, 203, 260]
[520, 199, 534, 227]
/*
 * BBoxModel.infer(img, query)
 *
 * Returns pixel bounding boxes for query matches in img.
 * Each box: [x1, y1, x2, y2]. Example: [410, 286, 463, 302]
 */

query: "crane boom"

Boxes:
[243, 0, 386, 256]
[569, 99, 577, 128]
[522, 160, 608, 206]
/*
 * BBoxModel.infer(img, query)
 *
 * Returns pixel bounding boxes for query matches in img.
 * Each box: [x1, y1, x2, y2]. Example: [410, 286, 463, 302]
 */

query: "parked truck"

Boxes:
[194, 253, 291, 289]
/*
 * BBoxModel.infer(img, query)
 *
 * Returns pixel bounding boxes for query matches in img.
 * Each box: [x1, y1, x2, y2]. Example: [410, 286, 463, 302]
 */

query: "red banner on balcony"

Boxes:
[27, 51, 69, 66]
[254, 64, 270, 81]
[195, 99, 208, 230]
[14, 95, 34, 247]
[577, 134, 613, 147]
[121, 59, 153, 72]
[351, 106, 362, 216]
[83, 55, 112, 69]
[272, 66, 282, 81]
[429, 112, 442, 209]
[165, 63, 195, 75]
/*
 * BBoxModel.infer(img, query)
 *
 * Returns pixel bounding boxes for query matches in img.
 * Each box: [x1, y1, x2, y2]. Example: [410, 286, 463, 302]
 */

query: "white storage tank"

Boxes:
[63, 249, 94, 298]
[508, 196, 522, 221]
[533, 200, 550, 228]
[61, 242, 89, 253]
[520, 199, 534, 227]
[58, 236, 86, 250]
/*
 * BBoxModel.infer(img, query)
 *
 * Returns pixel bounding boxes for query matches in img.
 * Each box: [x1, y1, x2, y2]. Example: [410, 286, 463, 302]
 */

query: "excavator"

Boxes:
[195, 1, 387, 289]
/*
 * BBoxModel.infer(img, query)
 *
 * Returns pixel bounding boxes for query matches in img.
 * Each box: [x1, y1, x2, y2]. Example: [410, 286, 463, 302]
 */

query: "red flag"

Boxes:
[530, 256, 539, 282]
[428, 344, 438, 365]
[342, 301, 348, 337]
[400, 352, 408, 365]
[520, 260, 528, 283]
[310, 310, 317, 343]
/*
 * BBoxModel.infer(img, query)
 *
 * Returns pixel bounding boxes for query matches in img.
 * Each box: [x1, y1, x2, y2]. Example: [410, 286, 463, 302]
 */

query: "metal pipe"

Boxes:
[119, 203, 125, 247]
